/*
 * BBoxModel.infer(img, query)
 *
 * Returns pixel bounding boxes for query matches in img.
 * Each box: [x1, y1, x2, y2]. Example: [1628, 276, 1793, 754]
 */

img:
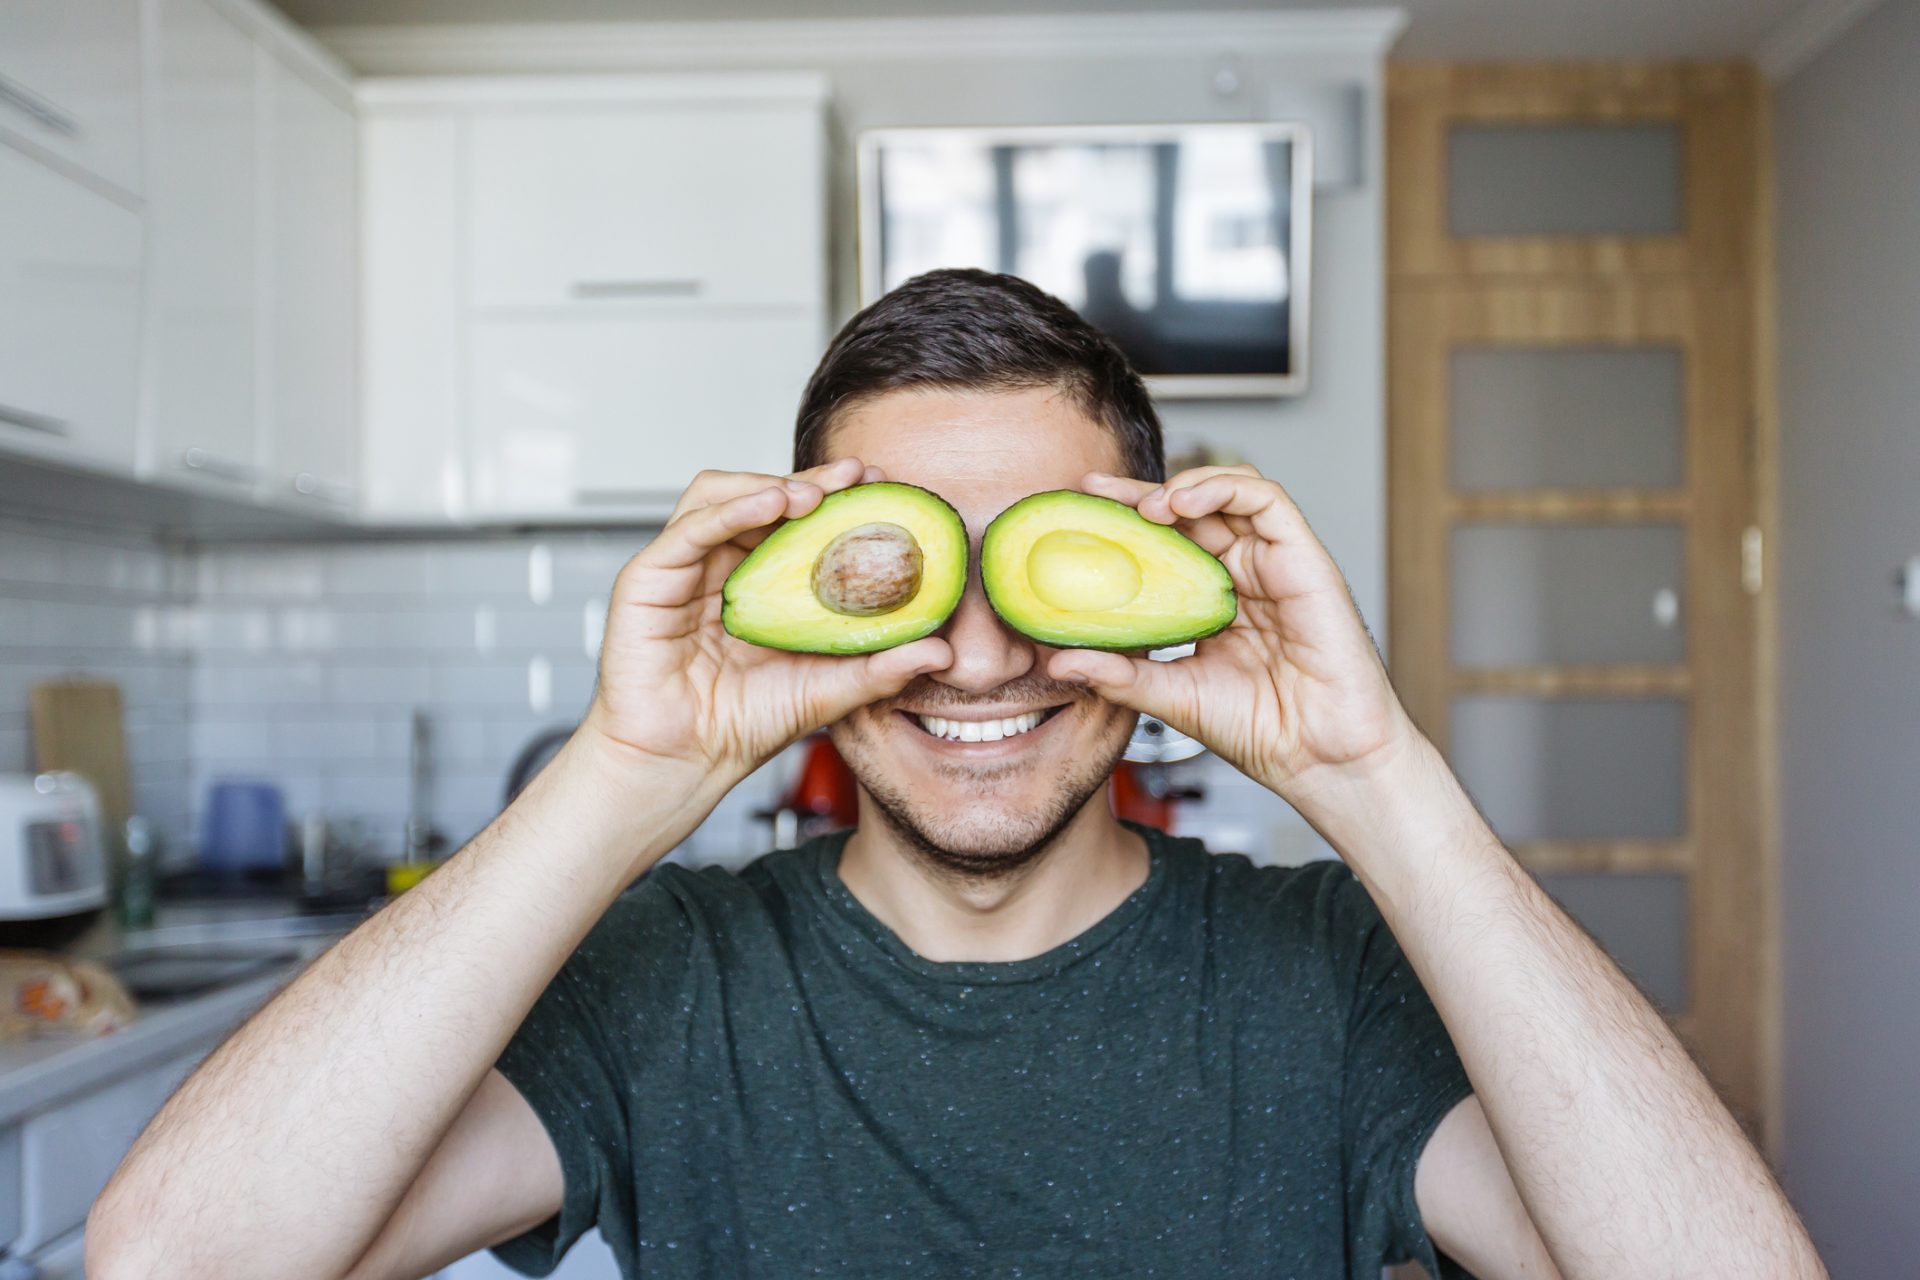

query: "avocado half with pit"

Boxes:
[981, 491, 1237, 650]
[721, 482, 969, 654]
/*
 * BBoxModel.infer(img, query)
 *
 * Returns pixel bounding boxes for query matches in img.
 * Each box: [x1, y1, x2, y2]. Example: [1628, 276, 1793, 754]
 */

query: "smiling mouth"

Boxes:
[903, 706, 1067, 744]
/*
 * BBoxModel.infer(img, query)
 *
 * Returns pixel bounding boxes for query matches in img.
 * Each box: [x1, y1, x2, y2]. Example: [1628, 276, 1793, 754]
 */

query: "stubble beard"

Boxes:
[830, 692, 1135, 885]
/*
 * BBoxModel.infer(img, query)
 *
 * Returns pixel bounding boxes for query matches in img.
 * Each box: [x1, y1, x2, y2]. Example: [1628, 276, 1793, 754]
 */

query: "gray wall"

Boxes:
[1775, 0, 1920, 1271]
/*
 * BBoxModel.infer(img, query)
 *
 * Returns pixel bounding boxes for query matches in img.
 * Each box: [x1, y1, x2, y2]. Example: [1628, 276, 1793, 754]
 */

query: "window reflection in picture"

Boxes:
[859, 123, 1311, 396]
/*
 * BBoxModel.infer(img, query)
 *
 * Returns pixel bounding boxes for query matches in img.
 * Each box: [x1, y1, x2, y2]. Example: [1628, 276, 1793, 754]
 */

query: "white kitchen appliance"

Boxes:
[0, 772, 108, 921]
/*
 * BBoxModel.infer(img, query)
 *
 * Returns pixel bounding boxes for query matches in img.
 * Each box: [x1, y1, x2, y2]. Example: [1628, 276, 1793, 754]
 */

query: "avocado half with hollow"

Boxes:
[722, 482, 968, 654]
[981, 491, 1237, 650]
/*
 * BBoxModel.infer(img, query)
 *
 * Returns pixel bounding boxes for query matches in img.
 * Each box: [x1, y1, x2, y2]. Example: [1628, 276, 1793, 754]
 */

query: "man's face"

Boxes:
[824, 386, 1140, 878]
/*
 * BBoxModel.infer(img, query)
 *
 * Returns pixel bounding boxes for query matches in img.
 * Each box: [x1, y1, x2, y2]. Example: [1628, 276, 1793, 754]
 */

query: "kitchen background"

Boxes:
[3, 0, 1917, 1276]
[5, 3, 1398, 875]
[0, 519, 1294, 872]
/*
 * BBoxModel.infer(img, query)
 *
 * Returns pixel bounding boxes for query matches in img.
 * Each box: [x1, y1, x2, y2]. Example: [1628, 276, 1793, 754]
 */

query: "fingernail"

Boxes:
[785, 480, 811, 495]
[1062, 671, 1090, 687]
[1145, 487, 1165, 502]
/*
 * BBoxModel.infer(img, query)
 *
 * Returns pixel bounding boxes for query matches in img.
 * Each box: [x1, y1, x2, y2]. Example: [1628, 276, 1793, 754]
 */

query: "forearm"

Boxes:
[89, 734, 727, 1280]
[1290, 735, 1822, 1280]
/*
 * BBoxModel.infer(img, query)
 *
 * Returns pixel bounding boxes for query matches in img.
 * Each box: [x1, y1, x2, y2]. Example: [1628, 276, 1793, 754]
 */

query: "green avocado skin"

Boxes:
[721, 482, 969, 655]
[981, 491, 1238, 651]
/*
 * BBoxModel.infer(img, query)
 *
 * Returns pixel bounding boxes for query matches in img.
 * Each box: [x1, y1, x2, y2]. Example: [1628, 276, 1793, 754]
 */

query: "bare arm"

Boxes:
[1307, 738, 1824, 1279]
[1054, 464, 1824, 1279]
[86, 457, 952, 1280]
[342, 1069, 563, 1279]
[86, 737, 715, 1280]
[1415, 1098, 1560, 1280]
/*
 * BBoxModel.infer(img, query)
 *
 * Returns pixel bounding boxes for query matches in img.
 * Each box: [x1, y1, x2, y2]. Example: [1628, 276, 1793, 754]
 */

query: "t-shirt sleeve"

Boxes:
[488, 875, 698, 1277]
[1321, 863, 1476, 1280]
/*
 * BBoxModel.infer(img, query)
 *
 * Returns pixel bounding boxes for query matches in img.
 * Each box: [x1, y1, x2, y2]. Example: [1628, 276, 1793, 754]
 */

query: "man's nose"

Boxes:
[931, 567, 1035, 695]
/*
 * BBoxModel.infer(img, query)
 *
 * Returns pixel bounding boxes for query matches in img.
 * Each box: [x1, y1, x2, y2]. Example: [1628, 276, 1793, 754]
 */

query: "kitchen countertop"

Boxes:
[0, 901, 370, 1126]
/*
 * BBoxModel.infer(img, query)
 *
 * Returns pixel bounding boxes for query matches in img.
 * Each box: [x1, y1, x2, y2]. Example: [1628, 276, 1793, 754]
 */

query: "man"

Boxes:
[89, 270, 1823, 1279]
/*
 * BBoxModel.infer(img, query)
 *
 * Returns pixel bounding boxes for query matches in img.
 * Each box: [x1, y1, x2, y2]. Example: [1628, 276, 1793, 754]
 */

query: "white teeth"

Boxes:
[914, 710, 1048, 742]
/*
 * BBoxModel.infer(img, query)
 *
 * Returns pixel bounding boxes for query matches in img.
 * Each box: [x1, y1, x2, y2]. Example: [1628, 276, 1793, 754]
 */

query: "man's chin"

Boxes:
[892, 805, 1058, 858]
[858, 779, 1101, 882]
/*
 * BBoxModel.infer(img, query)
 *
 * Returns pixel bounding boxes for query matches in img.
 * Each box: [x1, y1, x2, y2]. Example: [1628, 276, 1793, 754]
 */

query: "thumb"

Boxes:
[1046, 649, 1199, 735]
[802, 636, 952, 726]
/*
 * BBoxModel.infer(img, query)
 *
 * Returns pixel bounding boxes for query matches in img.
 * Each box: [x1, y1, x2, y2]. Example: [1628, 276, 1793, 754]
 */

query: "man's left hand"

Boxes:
[1047, 465, 1419, 813]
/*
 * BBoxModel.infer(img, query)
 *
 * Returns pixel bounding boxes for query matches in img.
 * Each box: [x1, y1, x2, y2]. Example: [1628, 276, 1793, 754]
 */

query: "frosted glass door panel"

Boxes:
[1538, 873, 1689, 1012]
[1450, 347, 1684, 489]
[1448, 123, 1683, 236]
[1450, 697, 1686, 840]
[1451, 524, 1685, 666]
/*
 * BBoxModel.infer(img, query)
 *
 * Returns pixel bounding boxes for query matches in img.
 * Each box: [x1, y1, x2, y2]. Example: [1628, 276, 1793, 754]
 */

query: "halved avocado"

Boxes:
[981, 491, 1237, 650]
[722, 482, 968, 654]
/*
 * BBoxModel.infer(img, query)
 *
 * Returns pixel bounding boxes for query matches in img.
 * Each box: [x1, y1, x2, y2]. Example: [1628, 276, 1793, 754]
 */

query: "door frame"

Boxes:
[1385, 62, 1781, 1151]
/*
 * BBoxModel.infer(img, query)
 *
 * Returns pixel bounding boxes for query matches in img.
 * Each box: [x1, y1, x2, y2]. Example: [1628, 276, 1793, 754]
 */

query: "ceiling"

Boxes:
[269, 0, 1828, 62]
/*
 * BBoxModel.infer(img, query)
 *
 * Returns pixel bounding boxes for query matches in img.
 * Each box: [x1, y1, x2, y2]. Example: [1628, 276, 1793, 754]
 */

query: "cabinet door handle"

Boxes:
[181, 447, 260, 484]
[569, 279, 703, 300]
[0, 73, 79, 138]
[292, 472, 358, 507]
[0, 403, 69, 436]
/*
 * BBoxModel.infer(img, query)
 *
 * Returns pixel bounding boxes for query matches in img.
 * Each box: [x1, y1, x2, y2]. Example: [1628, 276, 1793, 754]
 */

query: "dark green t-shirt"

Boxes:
[493, 825, 1472, 1279]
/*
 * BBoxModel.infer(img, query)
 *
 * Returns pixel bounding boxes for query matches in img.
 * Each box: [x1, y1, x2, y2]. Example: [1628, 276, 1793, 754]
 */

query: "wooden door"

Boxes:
[1386, 64, 1778, 1146]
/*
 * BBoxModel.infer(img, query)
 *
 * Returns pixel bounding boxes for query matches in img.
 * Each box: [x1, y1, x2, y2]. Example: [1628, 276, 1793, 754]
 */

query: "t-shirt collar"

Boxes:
[806, 824, 1172, 986]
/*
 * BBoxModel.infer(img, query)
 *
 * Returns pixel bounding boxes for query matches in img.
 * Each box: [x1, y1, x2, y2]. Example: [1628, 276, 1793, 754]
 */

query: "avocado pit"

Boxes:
[811, 522, 924, 617]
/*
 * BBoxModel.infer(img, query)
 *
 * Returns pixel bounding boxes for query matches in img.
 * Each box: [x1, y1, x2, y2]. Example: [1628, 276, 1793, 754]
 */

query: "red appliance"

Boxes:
[1109, 715, 1208, 832]
[764, 734, 859, 846]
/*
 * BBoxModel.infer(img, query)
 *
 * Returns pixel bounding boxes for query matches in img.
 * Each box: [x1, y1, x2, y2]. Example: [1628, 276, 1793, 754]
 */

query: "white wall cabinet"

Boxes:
[466, 107, 822, 310]
[263, 54, 360, 512]
[0, 0, 356, 519]
[359, 112, 461, 518]
[0, 144, 143, 473]
[140, 0, 359, 512]
[141, 0, 261, 495]
[360, 75, 829, 522]
[0, 0, 145, 199]
[468, 312, 819, 515]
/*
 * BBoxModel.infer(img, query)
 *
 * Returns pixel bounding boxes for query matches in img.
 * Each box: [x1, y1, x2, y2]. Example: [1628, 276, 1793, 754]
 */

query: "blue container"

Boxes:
[200, 780, 287, 873]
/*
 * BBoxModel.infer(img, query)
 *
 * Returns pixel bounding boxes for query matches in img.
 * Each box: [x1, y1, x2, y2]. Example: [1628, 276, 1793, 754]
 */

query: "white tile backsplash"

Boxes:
[425, 543, 534, 597]
[182, 532, 656, 856]
[0, 519, 198, 854]
[327, 545, 433, 597]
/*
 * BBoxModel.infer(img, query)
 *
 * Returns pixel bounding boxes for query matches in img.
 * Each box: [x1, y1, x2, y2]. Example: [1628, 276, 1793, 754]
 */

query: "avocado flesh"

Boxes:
[982, 491, 1237, 650]
[722, 482, 968, 654]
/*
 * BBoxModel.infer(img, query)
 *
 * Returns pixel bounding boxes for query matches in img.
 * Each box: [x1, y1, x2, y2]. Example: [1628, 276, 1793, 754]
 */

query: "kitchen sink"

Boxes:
[105, 944, 304, 1003]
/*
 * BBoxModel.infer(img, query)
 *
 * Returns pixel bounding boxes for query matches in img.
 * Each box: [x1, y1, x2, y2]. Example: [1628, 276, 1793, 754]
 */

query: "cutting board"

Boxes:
[28, 680, 132, 839]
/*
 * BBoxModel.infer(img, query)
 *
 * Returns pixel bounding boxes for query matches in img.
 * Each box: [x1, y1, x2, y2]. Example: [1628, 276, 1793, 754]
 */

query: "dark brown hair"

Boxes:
[793, 268, 1165, 482]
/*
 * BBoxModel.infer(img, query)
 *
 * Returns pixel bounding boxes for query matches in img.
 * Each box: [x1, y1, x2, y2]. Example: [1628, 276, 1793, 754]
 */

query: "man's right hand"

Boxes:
[580, 456, 953, 796]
